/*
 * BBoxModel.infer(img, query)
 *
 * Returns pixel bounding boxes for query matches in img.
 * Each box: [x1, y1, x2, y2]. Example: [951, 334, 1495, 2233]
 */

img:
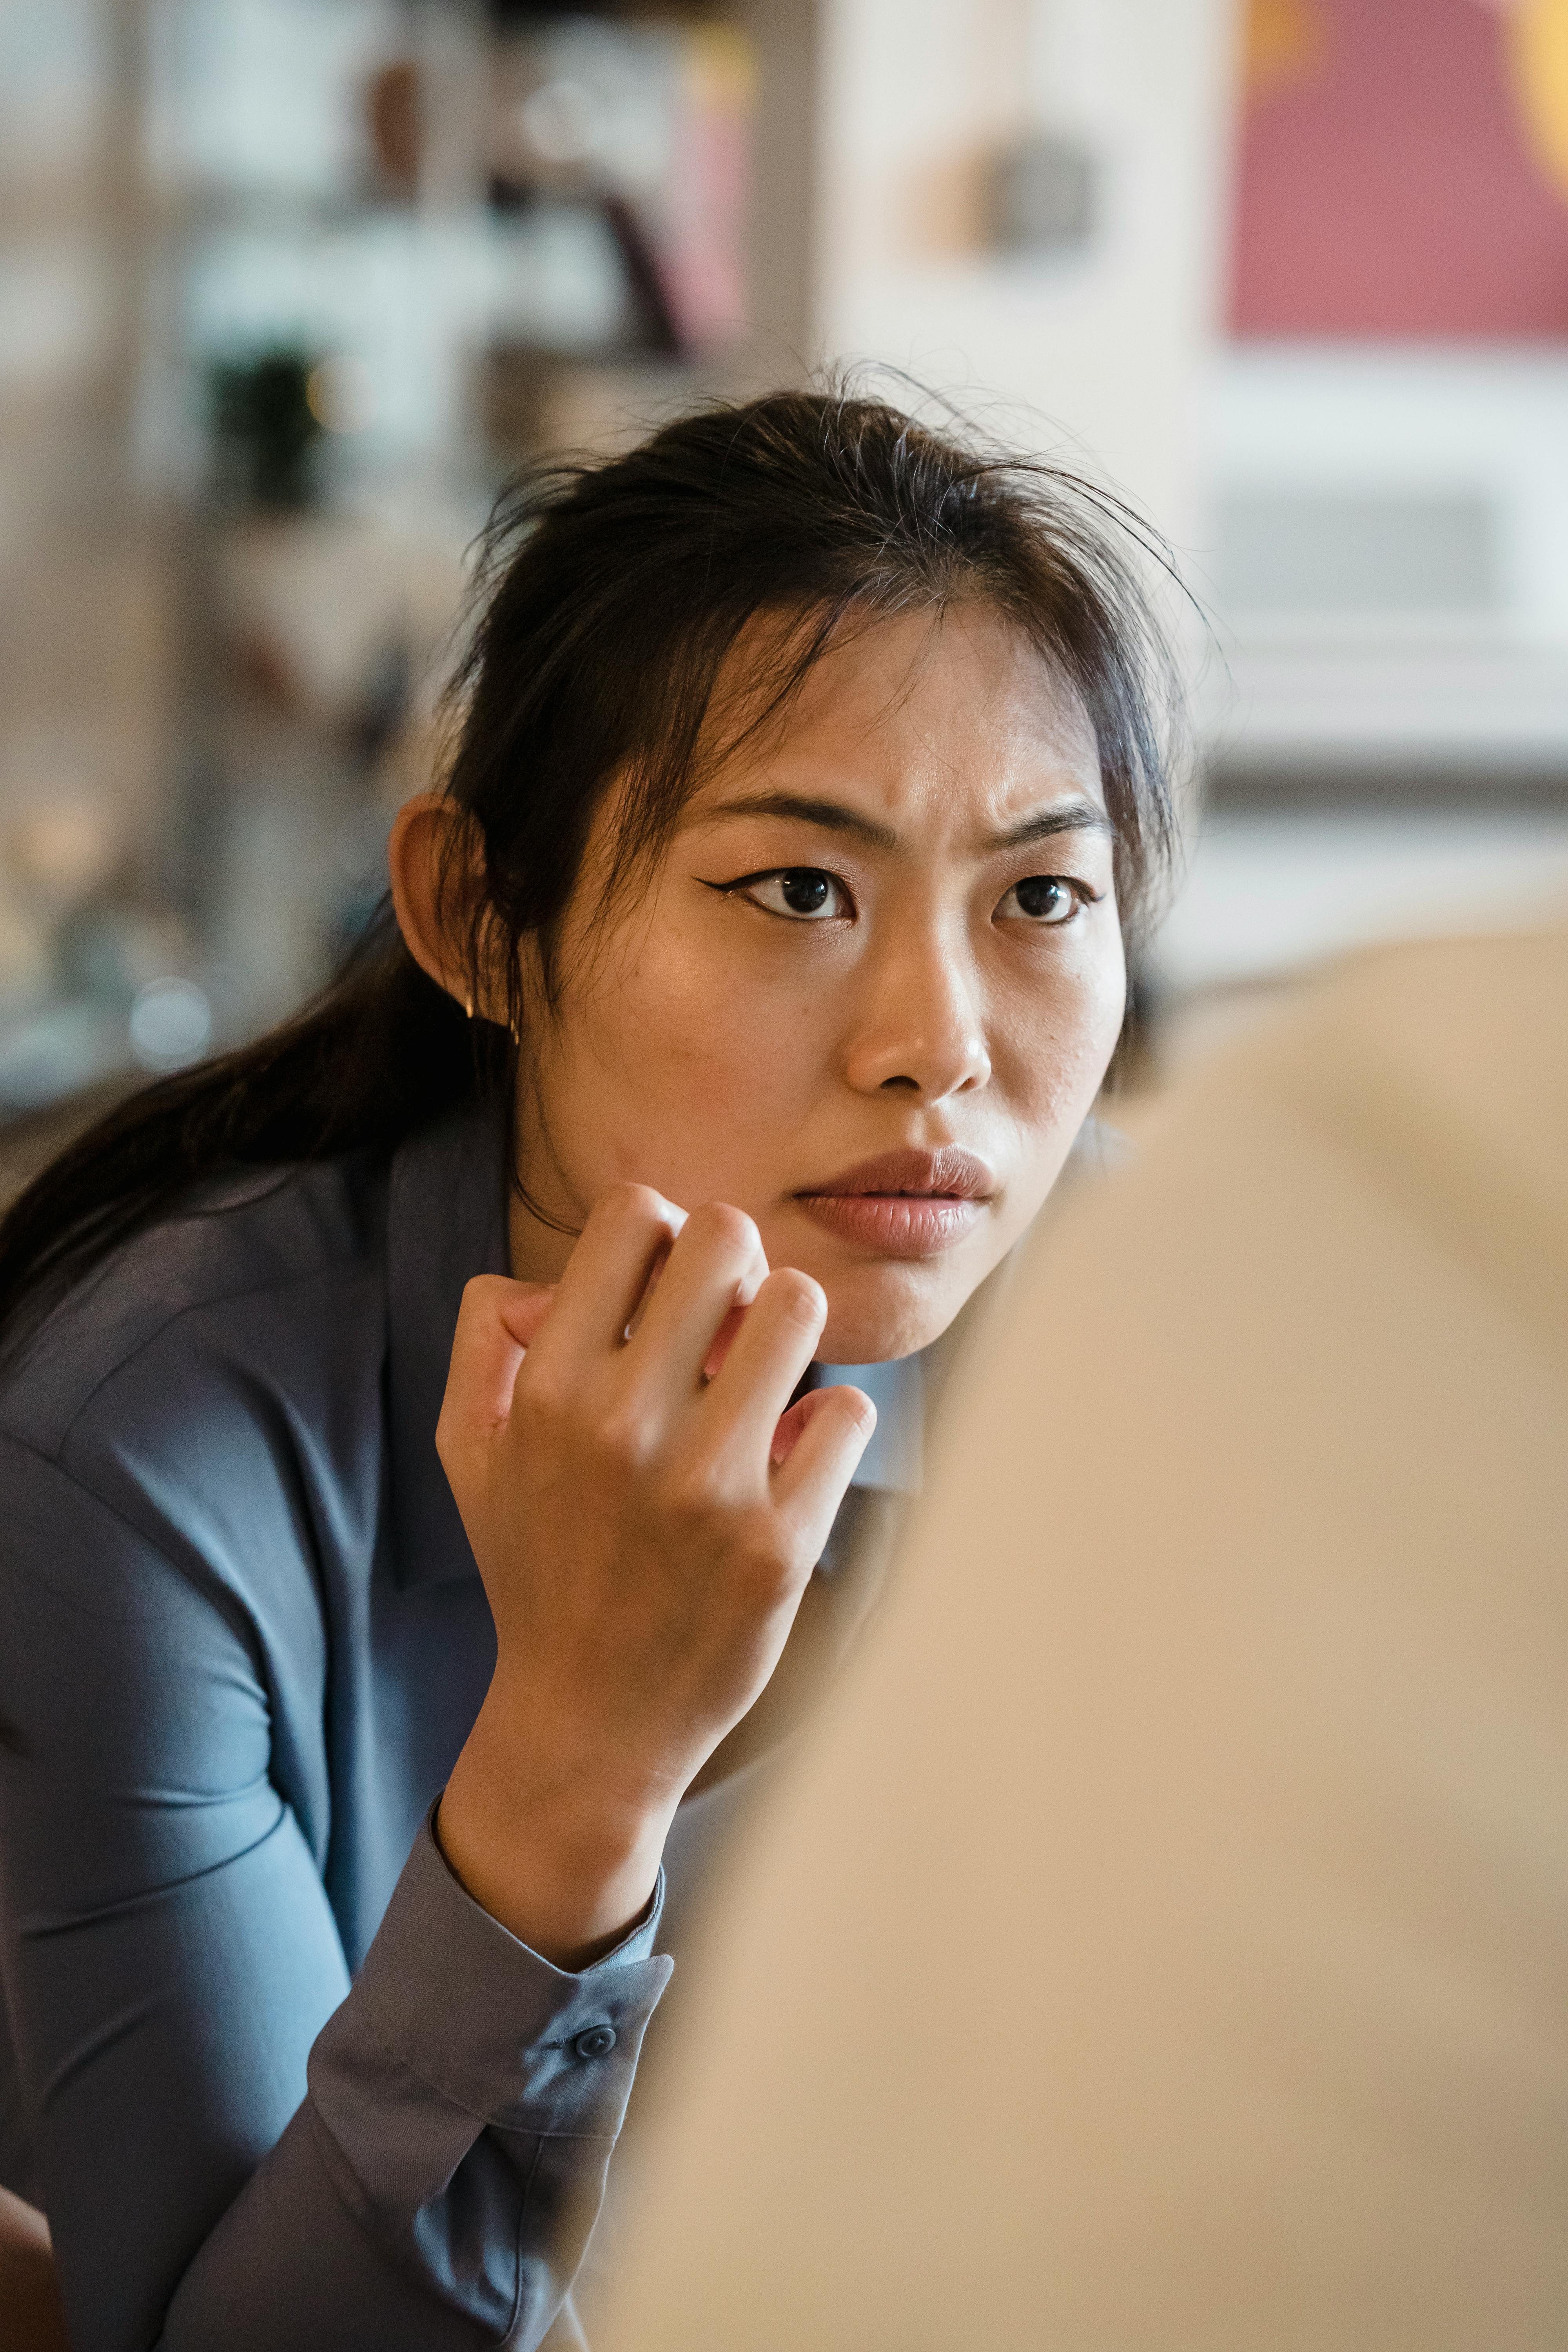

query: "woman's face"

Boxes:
[510, 603, 1127, 1364]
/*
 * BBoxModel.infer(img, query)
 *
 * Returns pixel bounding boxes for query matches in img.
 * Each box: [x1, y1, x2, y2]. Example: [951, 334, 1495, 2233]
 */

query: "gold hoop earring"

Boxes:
[463, 993, 474, 1022]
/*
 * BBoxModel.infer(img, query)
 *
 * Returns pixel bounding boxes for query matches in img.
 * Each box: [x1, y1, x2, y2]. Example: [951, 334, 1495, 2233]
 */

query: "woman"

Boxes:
[0, 390, 1177, 2350]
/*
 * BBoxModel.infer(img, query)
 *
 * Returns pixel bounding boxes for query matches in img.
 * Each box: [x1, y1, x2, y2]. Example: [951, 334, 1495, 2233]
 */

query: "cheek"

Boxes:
[626, 944, 817, 1093]
[995, 932, 1128, 1160]
[546, 934, 831, 1180]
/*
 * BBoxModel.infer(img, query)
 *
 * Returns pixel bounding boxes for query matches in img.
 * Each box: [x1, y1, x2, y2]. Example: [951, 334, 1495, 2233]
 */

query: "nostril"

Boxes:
[878, 1073, 921, 1091]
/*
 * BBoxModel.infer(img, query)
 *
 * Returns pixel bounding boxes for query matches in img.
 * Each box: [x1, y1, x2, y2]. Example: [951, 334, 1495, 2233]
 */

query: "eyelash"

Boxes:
[708, 869, 853, 921]
[702, 867, 1101, 926]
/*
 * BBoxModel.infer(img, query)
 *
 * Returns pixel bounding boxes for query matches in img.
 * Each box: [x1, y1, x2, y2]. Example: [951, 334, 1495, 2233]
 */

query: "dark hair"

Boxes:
[0, 385, 1182, 1345]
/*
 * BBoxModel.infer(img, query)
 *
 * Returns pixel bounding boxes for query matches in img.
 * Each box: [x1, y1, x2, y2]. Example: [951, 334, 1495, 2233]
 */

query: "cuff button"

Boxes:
[573, 2024, 618, 2060]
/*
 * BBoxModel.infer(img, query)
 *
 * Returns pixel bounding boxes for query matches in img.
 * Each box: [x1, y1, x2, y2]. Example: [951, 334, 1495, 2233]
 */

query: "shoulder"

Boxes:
[0, 1152, 388, 1468]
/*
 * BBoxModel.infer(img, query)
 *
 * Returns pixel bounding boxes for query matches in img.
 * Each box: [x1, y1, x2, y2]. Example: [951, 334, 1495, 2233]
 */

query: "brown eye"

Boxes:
[748, 869, 847, 920]
[998, 876, 1079, 925]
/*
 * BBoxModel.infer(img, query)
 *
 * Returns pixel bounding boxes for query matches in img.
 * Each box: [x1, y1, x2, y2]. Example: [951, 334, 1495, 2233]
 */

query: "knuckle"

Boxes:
[733, 1517, 795, 1592]
[664, 1445, 765, 1538]
[511, 1359, 567, 1430]
[596, 1180, 676, 1233]
[689, 1200, 759, 1261]
[594, 1401, 653, 1471]
[457, 1271, 509, 1319]
[655, 1447, 723, 1516]
[767, 1267, 826, 1329]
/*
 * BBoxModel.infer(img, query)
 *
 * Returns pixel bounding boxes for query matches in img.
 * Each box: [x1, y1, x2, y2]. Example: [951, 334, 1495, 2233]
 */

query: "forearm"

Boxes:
[161, 2100, 599, 2352]
[13, 1796, 670, 2352]
[163, 1813, 672, 2352]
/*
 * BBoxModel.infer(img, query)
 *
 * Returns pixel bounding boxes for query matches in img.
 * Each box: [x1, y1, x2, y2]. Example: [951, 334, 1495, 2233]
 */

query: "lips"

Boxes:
[792, 1146, 995, 1256]
[799, 1146, 994, 1201]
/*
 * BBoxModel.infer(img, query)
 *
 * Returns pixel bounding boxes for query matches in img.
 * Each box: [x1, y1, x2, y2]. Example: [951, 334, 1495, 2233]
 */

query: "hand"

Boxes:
[434, 1184, 875, 1965]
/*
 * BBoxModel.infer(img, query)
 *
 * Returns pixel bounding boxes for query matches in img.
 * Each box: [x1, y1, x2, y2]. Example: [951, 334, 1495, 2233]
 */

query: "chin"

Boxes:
[815, 1264, 969, 1366]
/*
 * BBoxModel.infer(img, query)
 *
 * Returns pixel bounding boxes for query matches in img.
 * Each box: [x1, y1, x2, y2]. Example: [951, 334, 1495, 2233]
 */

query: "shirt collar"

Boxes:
[809, 1355, 924, 1494]
[385, 1093, 510, 1591]
[384, 1096, 927, 1589]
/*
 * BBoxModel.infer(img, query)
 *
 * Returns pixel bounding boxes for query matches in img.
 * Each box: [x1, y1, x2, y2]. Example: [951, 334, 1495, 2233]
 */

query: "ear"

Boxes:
[388, 793, 483, 1010]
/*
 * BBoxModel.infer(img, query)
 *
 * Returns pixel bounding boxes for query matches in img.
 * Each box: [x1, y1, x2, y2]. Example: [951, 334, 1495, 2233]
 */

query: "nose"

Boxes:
[842, 924, 992, 1101]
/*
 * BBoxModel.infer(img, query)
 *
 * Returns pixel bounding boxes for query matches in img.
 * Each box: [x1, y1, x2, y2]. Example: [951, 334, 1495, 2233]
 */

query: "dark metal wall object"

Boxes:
[986, 131, 1098, 256]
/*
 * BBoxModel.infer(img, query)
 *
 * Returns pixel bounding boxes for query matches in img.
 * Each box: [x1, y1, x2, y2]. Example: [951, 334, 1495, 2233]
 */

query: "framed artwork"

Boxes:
[1232, 0, 1568, 335]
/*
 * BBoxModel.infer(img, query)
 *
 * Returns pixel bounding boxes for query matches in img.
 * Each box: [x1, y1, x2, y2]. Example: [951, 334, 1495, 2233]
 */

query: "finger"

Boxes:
[437, 1274, 554, 1461]
[700, 1265, 827, 1468]
[625, 1235, 675, 1343]
[529, 1183, 686, 1371]
[625, 1200, 771, 1398]
[770, 1382, 877, 1555]
[702, 1298, 748, 1382]
[769, 1390, 817, 1468]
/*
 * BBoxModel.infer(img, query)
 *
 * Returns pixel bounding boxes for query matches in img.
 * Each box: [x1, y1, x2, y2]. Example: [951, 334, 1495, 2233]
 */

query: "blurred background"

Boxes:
[2, 0, 1567, 1179]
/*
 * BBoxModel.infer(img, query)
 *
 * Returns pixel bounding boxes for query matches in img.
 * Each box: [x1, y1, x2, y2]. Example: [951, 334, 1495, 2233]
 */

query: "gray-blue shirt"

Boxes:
[0, 1098, 918, 2351]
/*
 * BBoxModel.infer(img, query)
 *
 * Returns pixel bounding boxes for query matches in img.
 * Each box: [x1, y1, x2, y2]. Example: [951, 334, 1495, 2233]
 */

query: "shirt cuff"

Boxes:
[323, 1802, 673, 2141]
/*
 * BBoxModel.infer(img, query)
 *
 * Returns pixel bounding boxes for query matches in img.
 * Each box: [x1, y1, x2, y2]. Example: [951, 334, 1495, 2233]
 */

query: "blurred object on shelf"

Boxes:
[487, 20, 753, 359]
[5, 796, 120, 918]
[366, 55, 424, 200]
[0, 881, 226, 1117]
[209, 348, 325, 512]
[305, 353, 379, 437]
[214, 512, 463, 730]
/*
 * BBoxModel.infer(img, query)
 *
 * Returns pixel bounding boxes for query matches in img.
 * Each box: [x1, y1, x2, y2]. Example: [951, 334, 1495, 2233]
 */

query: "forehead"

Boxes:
[687, 602, 1105, 834]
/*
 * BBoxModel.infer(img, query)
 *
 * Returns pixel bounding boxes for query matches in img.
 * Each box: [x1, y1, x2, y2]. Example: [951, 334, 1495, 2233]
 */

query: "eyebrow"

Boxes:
[697, 789, 1113, 854]
[989, 804, 1113, 851]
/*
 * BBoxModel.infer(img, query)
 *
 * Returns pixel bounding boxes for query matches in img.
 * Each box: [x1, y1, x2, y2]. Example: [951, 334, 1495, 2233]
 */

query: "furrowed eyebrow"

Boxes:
[697, 791, 900, 851]
[695, 789, 1112, 857]
[984, 804, 1114, 852]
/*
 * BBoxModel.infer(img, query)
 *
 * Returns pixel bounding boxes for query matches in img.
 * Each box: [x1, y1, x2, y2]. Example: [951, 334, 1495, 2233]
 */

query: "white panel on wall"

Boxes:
[811, 0, 1241, 556]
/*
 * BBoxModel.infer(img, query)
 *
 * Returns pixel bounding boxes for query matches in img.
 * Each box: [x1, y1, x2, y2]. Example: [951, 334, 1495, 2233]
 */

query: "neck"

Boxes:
[506, 1184, 583, 1287]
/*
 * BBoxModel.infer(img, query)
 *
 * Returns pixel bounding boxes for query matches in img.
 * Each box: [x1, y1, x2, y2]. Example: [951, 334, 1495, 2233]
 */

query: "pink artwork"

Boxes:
[1230, 0, 1568, 337]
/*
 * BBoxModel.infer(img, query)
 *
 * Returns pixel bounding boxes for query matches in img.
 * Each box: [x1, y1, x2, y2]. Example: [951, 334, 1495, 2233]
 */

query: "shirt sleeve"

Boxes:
[0, 1433, 673, 2352]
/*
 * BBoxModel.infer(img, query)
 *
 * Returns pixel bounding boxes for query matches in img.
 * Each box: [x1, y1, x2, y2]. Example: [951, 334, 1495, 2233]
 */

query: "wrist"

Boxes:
[438, 1683, 677, 1967]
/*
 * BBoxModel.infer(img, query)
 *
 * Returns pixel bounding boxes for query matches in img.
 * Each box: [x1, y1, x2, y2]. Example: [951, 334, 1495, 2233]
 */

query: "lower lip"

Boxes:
[792, 1192, 986, 1255]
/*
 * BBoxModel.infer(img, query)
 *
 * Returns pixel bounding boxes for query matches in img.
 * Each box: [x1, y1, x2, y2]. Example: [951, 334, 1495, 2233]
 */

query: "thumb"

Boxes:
[494, 1278, 558, 1352]
[771, 1384, 876, 1551]
[440, 1274, 557, 1460]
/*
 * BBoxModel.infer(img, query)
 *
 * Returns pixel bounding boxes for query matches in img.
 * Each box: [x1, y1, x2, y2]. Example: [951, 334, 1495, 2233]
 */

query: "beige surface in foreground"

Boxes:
[605, 927, 1568, 2352]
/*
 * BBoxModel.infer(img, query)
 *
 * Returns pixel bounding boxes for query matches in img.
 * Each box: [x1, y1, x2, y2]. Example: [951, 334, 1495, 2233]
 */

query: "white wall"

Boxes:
[810, 0, 1241, 555]
[1205, 348, 1568, 776]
